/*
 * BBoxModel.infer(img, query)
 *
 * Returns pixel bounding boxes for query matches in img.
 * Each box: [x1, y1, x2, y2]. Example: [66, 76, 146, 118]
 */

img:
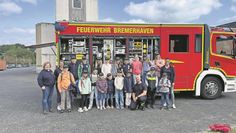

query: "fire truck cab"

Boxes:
[55, 22, 236, 99]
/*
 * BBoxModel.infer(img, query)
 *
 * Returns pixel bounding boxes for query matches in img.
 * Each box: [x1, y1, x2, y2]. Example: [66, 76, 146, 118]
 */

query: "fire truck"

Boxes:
[55, 22, 236, 99]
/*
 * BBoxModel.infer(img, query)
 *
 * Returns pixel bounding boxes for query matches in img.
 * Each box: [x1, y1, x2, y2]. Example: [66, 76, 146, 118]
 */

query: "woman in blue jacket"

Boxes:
[37, 62, 55, 114]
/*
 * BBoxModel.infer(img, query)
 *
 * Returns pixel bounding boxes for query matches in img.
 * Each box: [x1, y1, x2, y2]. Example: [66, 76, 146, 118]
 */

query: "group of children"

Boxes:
[57, 65, 173, 113]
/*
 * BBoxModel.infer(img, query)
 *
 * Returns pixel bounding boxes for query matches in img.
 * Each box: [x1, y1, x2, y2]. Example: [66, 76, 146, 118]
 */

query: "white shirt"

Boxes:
[101, 63, 112, 77]
[114, 76, 124, 90]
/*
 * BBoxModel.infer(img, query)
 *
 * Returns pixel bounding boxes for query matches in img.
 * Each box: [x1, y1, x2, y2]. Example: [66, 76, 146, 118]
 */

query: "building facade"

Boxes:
[36, 23, 56, 73]
[56, 0, 98, 22]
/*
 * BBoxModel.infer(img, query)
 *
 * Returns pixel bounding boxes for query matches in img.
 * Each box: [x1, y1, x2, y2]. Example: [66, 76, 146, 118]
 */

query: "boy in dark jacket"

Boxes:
[106, 73, 114, 109]
[122, 58, 131, 76]
[146, 67, 158, 108]
[124, 72, 134, 108]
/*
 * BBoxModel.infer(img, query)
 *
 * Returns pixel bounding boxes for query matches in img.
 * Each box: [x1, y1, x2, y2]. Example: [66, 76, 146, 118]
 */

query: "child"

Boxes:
[114, 70, 124, 109]
[124, 72, 133, 109]
[88, 70, 99, 110]
[122, 57, 131, 76]
[96, 73, 108, 110]
[106, 73, 115, 109]
[159, 72, 171, 110]
[57, 64, 76, 113]
[146, 66, 158, 108]
[78, 70, 91, 113]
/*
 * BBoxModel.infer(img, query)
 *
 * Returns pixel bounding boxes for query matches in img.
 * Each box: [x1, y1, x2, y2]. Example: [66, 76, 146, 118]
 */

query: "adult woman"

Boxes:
[37, 62, 55, 114]
[102, 58, 112, 78]
[154, 54, 165, 78]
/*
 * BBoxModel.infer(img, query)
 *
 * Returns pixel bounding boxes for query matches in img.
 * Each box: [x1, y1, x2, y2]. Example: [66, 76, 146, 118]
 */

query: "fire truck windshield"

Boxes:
[216, 35, 235, 58]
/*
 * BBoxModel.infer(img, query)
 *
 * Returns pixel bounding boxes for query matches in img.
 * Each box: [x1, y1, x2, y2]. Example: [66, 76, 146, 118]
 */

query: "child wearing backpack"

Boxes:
[159, 72, 171, 110]
[114, 70, 124, 109]
[96, 73, 108, 110]
[78, 70, 91, 113]
[106, 73, 114, 109]
[57, 64, 76, 113]
[88, 70, 99, 110]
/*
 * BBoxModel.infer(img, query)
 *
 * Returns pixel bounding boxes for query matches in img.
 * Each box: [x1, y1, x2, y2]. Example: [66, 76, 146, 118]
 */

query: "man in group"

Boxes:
[130, 75, 147, 111]
[68, 56, 79, 97]
[122, 57, 132, 76]
[160, 58, 176, 109]
[78, 56, 91, 80]
[68, 56, 79, 81]
[131, 55, 143, 84]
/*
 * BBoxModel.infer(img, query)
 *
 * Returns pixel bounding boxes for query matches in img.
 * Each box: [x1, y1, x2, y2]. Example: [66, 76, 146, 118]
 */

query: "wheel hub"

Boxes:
[205, 81, 219, 96]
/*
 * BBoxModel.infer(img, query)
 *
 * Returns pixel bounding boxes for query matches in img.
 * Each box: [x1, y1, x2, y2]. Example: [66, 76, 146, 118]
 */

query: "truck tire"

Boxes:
[201, 76, 223, 99]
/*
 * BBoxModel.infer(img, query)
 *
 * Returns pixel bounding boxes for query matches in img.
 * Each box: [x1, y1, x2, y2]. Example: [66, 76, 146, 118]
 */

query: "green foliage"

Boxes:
[0, 44, 35, 65]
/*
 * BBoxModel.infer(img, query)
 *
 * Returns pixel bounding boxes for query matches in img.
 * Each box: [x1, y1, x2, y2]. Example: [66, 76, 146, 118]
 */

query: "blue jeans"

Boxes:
[97, 92, 106, 101]
[115, 89, 124, 109]
[42, 86, 54, 112]
[88, 86, 99, 108]
[142, 71, 148, 83]
[97, 92, 106, 108]
[170, 86, 175, 105]
[106, 92, 114, 107]
[161, 92, 170, 107]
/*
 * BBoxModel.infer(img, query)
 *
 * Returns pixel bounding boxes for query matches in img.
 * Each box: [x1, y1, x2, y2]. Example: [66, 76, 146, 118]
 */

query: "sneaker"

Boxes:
[111, 106, 114, 109]
[78, 108, 84, 113]
[59, 110, 64, 113]
[163, 103, 167, 107]
[83, 107, 88, 112]
[57, 105, 61, 111]
[67, 109, 71, 112]
[106, 106, 111, 109]
[97, 106, 100, 110]
[160, 107, 164, 110]
[88, 106, 92, 110]
[49, 108, 53, 113]
[43, 110, 48, 115]
[172, 104, 176, 109]
[102, 106, 106, 110]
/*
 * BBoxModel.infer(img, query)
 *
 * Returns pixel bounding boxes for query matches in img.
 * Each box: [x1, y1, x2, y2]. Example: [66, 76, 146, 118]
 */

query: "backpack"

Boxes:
[209, 124, 231, 133]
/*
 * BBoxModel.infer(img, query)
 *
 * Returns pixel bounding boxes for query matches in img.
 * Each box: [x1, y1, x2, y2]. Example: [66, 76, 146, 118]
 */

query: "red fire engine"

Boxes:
[55, 22, 236, 99]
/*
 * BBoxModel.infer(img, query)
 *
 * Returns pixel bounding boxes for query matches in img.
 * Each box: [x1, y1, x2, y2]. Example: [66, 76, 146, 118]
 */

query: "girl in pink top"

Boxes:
[154, 54, 165, 77]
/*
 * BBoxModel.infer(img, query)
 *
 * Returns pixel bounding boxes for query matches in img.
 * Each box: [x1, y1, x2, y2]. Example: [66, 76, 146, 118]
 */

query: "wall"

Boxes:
[36, 23, 56, 73]
[56, 0, 69, 21]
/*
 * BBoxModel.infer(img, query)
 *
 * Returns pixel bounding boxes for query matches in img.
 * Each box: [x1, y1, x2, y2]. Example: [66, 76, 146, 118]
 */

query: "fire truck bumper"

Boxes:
[224, 78, 236, 92]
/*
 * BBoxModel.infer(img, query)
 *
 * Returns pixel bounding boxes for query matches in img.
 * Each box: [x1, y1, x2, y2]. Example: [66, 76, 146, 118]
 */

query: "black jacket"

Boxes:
[124, 76, 134, 93]
[54, 67, 62, 81]
[37, 69, 55, 88]
[160, 66, 175, 83]
[68, 62, 79, 80]
[107, 79, 115, 93]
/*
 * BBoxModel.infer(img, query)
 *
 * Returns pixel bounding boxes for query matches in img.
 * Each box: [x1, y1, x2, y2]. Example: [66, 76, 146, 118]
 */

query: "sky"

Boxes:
[0, 0, 235, 45]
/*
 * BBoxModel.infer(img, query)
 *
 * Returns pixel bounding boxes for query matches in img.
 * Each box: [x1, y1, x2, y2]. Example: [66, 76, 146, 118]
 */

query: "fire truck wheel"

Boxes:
[201, 76, 223, 99]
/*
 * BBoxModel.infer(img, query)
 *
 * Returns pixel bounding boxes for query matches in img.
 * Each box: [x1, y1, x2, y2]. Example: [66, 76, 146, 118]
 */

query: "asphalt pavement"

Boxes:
[0, 68, 236, 133]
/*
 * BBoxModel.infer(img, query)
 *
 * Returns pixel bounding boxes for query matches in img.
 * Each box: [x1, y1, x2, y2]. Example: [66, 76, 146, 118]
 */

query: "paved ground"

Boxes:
[0, 68, 236, 133]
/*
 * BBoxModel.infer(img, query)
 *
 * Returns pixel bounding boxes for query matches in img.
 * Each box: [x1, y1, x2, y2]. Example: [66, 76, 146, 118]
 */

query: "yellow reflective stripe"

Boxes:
[147, 77, 156, 80]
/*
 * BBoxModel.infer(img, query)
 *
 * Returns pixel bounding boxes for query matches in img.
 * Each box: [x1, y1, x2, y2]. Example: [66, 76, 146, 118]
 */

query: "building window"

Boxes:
[195, 34, 202, 53]
[73, 0, 82, 9]
[169, 35, 189, 52]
